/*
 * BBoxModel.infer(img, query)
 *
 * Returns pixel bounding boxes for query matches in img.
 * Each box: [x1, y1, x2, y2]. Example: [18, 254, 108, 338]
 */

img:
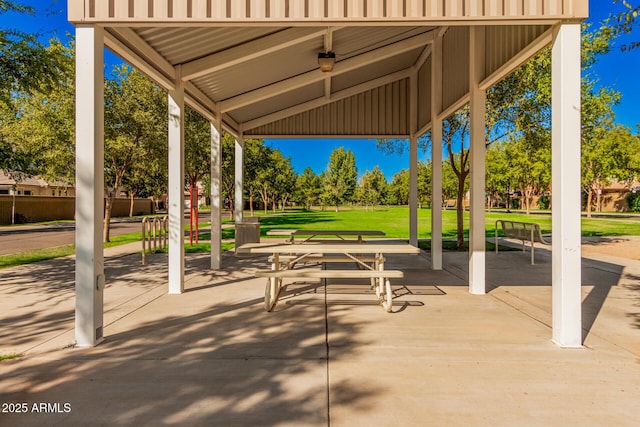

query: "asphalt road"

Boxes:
[0, 215, 212, 256]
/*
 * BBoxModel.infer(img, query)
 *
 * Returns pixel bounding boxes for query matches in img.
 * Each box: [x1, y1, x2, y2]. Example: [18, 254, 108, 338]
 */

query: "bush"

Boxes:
[14, 213, 29, 224]
[627, 192, 640, 213]
[538, 195, 550, 210]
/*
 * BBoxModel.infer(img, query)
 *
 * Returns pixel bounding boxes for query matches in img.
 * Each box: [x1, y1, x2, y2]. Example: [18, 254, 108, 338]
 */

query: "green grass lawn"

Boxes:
[3, 207, 637, 268]
[258, 206, 640, 238]
[0, 227, 234, 270]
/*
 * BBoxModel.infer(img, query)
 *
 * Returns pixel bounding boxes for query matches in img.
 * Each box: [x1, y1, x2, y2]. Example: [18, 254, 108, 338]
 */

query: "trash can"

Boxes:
[235, 220, 260, 256]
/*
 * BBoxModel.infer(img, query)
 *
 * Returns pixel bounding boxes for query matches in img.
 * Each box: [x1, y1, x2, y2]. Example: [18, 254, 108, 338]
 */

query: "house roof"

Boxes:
[67, 0, 588, 139]
[0, 170, 71, 188]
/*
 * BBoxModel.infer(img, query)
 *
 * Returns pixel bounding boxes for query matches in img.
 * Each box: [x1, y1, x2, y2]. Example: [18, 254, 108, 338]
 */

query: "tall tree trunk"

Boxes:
[249, 191, 254, 216]
[104, 171, 125, 243]
[456, 176, 465, 250]
[586, 189, 593, 218]
[104, 190, 114, 243]
[260, 188, 268, 215]
[129, 191, 135, 217]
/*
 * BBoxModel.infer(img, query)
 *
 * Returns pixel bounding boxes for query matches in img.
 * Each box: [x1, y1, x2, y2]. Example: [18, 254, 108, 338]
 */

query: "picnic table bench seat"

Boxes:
[268, 254, 379, 265]
[254, 268, 403, 279]
[255, 267, 403, 312]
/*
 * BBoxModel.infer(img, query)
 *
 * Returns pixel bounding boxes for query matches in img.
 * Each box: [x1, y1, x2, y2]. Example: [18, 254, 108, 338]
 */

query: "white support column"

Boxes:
[551, 23, 583, 348]
[234, 134, 244, 224]
[168, 67, 185, 294]
[409, 135, 418, 246]
[409, 73, 419, 247]
[210, 119, 222, 269]
[431, 32, 444, 270]
[75, 25, 105, 347]
[469, 26, 486, 295]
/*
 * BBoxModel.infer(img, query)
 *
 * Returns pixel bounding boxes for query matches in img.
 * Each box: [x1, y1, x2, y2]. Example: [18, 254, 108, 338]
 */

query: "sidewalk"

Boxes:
[0, 241, 639, 426]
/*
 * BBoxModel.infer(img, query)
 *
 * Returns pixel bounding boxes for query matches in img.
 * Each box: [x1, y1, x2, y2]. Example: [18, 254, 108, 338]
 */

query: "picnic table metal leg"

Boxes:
[373, 252, 393, 312]
[265, 277, 282, 311]
[381, 279, 393, 312]
[265, 253, 282, 311]
[371, 254, 380, 298]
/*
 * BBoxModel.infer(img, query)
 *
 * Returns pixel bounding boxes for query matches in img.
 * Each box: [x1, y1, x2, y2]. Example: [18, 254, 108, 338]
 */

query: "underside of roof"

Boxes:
[68, 0, 587, 138]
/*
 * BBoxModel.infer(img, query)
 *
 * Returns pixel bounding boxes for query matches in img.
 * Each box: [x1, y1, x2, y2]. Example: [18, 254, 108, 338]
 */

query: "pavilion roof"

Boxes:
[68, 0, 588, 138]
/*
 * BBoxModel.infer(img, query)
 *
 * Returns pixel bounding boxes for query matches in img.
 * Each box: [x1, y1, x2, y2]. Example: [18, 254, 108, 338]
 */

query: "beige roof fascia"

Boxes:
[68, 0, 588, 24]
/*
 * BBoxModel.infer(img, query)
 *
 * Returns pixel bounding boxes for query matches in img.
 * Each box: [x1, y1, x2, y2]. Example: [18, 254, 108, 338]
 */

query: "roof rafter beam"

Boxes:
[220, 31, 435, 113]
[185, 82, 220, 122]
[181, 27, 332, 81]
[412, 44, 433, 72]
[243, 68, 412, 131]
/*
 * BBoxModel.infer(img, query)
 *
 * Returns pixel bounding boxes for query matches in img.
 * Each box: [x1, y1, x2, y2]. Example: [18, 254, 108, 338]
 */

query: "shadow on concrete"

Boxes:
[0, 253, 380, 425]
[450, 245, 631, 343]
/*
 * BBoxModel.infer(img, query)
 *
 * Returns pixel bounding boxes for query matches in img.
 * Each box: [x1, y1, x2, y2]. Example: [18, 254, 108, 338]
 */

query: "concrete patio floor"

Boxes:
[0, 240, 639, 426]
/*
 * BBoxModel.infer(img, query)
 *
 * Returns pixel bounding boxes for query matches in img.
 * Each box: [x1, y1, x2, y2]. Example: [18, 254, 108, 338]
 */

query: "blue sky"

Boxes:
[2, 0, 638, 179]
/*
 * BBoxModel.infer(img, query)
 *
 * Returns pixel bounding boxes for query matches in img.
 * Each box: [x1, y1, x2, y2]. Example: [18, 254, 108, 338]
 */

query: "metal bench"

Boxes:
[495, 220, 550, 265]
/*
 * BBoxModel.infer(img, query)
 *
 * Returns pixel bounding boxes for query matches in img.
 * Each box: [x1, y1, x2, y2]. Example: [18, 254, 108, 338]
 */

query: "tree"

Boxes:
[323, 147, 357, 211]
[1, 40, 75, 183]
[0, 2, 63, 173]
[488, 21, 621, 218]
[581, 85, 621, 216]
[583, 124, 639, 214]
[485, 142, 511, 211]
[103, 65, 167, 241]
[442, 157, 463, 210]
[220, 133, 236, 218]
[504, 136, 550, 214]
[184, 106, 211, 199]
[182, 105, 219, 236]
[442, 108, 471, 249]
[358, 166, 387, 210]
[270, 149, 297, 211]
[251, 145, 296, 214]
[244, 139, 270, 216]
[417, 161, 432, 208]
[606, 0, 640, 51]
[123, 153, 167, 214]
[387, 169, 409, 205]
[0, 1, 61, 106]
[295, 167, 322, 209]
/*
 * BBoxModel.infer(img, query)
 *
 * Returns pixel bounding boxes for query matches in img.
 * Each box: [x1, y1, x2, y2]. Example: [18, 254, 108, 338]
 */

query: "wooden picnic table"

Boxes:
[266, 229, 385, 243]
[237, 241, 420, 312]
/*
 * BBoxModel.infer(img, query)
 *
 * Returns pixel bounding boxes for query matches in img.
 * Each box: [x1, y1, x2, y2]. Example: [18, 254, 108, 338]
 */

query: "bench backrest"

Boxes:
[496, 220, 549, 244]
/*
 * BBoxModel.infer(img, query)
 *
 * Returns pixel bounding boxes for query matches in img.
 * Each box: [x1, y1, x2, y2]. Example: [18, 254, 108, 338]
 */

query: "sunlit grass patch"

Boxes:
[0, 353, 23, 361]
[0, 245, 76, 270]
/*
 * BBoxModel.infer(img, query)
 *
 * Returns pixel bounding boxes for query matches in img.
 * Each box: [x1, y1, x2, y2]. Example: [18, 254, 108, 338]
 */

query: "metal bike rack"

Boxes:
[141, 216, 168, 265]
